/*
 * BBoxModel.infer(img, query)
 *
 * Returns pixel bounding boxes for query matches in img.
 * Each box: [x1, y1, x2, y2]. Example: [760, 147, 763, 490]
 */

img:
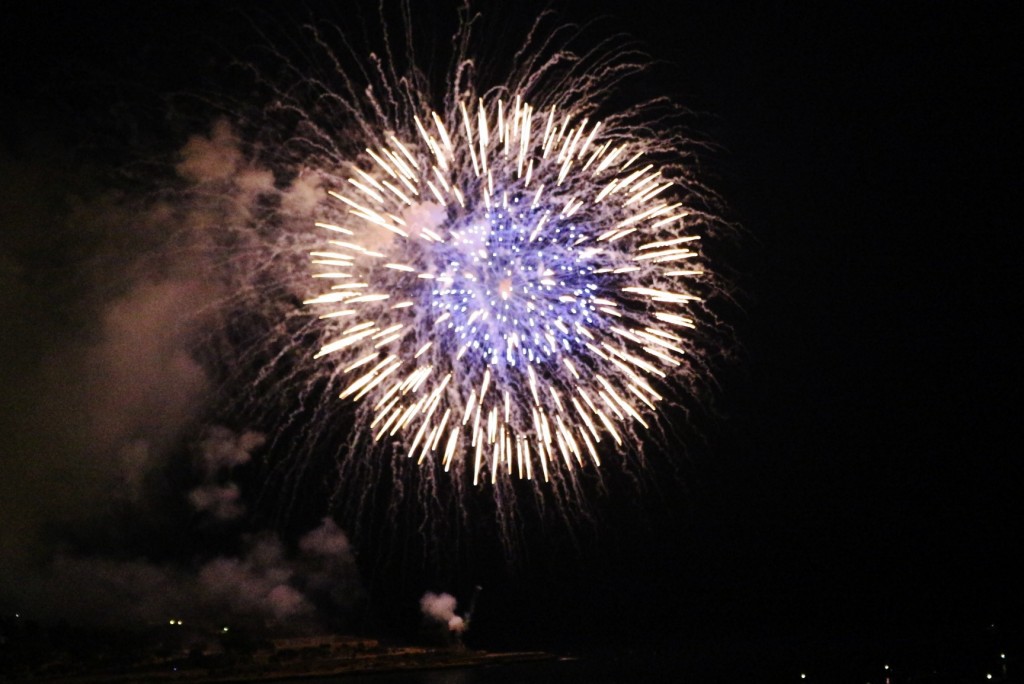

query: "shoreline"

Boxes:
[29, 647, 557, 683]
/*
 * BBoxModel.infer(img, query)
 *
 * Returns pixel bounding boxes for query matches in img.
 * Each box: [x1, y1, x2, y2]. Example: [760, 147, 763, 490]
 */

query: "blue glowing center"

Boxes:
[430, 200, 601, 367]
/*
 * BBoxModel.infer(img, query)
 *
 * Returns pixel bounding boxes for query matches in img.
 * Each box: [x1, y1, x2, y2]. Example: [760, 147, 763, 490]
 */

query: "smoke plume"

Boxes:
[188, 426, 266, 520]
[16, 515, 360, 629]
[0, 121, 357, 630]
[420, 592, 466, 633]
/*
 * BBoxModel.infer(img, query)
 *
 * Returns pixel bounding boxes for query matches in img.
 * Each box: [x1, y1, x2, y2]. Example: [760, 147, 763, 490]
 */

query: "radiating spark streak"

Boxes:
[315, 222, 355, 235]
[315, 326, 378, 357]
[431, 409, 452, 451]
[638, 235, 700, 250]
[442, 428, 460, 471]
[621, 287, 700, 304]
[651, 212, 692, 229]
[346, 293, 391, 304]
[632, 248, 696, 262]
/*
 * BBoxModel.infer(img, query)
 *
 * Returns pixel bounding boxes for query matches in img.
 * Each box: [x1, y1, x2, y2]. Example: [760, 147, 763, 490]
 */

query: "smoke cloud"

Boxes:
[16, 516, 360, 629]
[420, 592, 466, 633]
[188, 482, 245, 520]
[188, 426, 266, 520]
[0, 121, 356, 630]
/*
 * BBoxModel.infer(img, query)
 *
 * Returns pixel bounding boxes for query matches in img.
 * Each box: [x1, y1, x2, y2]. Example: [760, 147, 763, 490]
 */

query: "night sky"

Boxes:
[1, 0, 1020, 676]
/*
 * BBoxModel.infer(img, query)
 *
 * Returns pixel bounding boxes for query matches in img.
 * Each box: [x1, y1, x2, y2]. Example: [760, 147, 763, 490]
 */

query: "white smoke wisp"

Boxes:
[188, 426, 267, 520]
[299, 517, 352, 558]
[197, 536, 315, 621]
[197, 426, 267, 471]
[420, 591, 465, 633]
[188, 482, 245, 520]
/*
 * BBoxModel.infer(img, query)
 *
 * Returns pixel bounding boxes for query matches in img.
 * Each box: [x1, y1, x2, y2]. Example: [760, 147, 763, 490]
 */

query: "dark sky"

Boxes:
[1, 0, 1021, 670]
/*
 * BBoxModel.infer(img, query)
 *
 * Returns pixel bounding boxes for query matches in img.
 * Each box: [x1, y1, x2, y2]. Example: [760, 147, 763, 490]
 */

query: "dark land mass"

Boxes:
[4, 617, 1022, 684]
[1, 627, 553, 683]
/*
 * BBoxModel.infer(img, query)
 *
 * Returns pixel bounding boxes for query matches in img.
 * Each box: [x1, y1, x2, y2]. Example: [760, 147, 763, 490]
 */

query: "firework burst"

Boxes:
[306, 95, 703, 488]
[214, 4, 723, 537]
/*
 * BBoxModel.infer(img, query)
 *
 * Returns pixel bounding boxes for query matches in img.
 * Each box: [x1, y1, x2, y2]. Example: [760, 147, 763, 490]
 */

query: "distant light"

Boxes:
[222, 627, 230, 632]
[1001, 654, 1006, 659]
[987, 675, 992, 680]
[801, 675, 806, 680]
[884, 665, 889, 670]
[169, 619, 175, 625]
